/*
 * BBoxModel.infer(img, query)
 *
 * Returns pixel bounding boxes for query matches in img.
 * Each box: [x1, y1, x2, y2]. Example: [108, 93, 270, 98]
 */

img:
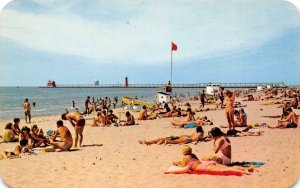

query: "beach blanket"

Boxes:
[183, 122, 197, 128]
[164, 166, 242, 176]
[187, 171, 242, 176]
[229, 161, 265, 168]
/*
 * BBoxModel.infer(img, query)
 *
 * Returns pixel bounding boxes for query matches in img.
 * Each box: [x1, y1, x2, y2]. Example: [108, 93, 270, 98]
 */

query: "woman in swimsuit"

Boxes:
[208, 127, 232, 165]
[170, 108, 196, 127]
[139, 126, 206, 145]
[19, 126, 33, 148]
[168, 146, 249, 174]
[224, 90, 236, 130]
[30, 124, 48, 147]
[120, 111, 135, 126]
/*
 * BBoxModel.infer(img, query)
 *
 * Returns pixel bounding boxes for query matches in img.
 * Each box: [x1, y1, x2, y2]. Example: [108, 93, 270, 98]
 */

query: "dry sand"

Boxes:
[0, 99, 300, 188]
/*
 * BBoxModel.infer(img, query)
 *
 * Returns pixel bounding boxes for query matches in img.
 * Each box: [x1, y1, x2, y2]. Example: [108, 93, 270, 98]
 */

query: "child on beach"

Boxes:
[12, 118, 21, 136]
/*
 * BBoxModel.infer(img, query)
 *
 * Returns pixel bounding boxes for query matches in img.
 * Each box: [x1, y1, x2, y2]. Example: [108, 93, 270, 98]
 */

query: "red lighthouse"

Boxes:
[125, 76, 128, 88]
[47, 80, 56, 87]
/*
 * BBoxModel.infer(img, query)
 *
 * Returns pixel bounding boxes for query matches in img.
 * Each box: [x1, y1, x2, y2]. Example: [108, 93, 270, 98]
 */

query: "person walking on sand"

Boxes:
[200, 90, 207, 109]
[61, 111, 85, 147]
[23, 98, 31, 124]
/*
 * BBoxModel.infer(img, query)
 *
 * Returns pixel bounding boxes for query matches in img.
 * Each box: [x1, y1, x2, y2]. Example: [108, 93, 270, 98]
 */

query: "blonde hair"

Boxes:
[182, 145, 192, 155]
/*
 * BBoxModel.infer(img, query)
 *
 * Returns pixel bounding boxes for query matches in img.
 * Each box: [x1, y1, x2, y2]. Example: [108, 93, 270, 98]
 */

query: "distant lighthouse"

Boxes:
[125, 76, 128, 87]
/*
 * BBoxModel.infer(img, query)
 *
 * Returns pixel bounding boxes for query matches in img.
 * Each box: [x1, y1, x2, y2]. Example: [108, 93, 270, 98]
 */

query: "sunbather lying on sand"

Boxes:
[165, 146, 251, 175]
[268, 107, 298, 129]
[170, 108, 196, 127]
[138, 126, 207, 145]
[0, 139, 31, 159]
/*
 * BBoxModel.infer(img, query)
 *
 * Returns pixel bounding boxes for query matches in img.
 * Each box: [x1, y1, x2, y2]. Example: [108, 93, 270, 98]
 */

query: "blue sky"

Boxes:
[0, 0, 300, 86]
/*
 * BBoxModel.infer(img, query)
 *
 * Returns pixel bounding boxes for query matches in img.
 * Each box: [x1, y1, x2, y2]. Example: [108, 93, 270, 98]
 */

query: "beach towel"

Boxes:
[184, 122, 197, 128]
[187, 171, 242, 176]
[164, 166, 242, 176]
[229, 161, 265, 168]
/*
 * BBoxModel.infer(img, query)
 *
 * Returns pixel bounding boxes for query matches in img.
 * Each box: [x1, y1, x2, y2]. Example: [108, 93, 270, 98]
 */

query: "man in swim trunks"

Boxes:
[268, 107, 298, 129]
[49, 120, 73, 151]
[23, 98, 31, 123]
[62, 111, 85, 147]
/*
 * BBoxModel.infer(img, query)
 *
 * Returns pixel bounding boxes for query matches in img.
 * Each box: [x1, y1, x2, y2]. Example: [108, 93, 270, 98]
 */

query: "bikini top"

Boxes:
[187, 158, 198, 169]
[219, 138, 231, 152]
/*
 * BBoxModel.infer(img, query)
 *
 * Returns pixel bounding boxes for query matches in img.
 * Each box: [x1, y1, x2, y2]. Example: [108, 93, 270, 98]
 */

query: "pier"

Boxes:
[39, 82, 286, 89]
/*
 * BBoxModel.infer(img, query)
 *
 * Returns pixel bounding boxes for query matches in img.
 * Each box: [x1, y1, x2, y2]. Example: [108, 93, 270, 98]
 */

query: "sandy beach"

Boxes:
[0, 99, 299, 188]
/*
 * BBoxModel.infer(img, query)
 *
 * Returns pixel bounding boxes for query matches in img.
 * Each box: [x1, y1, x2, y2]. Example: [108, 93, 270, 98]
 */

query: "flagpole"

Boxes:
[171, 41, 173, 85]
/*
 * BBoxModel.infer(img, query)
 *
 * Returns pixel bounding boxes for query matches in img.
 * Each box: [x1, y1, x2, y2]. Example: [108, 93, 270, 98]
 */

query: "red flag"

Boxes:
[171, 42, 177, 51]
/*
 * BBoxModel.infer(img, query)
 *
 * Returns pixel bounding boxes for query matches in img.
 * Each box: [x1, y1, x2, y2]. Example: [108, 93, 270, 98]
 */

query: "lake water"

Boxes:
[0, 87, 201, 120]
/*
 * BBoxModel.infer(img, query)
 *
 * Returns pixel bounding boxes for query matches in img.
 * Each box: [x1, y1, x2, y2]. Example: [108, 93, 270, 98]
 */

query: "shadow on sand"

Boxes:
[81, 144, 103, 147]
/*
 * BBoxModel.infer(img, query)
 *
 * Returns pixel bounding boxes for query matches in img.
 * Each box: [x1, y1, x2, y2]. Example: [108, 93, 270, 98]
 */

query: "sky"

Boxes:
[0, 0, 300, 86]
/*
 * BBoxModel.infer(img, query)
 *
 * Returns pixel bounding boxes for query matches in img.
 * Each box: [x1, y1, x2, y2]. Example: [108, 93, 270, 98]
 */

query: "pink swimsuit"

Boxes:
[219, 138, 231, 165]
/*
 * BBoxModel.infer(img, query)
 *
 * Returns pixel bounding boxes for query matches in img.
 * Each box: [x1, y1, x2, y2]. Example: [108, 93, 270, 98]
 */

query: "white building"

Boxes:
[155, 92, 171, 103]
[206, 84, 221, 95]
[257, 85, 266, 91]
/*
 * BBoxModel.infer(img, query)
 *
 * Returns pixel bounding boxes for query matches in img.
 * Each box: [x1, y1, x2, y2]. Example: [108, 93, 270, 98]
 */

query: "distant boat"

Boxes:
[122, 96, 154, 108]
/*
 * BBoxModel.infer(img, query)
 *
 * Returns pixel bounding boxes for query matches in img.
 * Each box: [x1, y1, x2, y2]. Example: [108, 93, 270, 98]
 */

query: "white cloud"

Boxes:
[0, 0, 299, 65]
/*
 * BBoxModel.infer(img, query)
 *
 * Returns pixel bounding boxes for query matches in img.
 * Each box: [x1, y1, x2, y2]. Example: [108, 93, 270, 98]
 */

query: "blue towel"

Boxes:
[184, 122, 197, 128]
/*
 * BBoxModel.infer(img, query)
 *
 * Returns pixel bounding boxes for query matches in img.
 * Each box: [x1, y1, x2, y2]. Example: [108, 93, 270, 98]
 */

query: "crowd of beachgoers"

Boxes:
[0, 87, 299, 177]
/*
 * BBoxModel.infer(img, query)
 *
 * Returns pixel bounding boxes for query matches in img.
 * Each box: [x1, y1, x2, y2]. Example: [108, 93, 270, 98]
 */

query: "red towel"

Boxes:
[187, 171, 242, 176]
